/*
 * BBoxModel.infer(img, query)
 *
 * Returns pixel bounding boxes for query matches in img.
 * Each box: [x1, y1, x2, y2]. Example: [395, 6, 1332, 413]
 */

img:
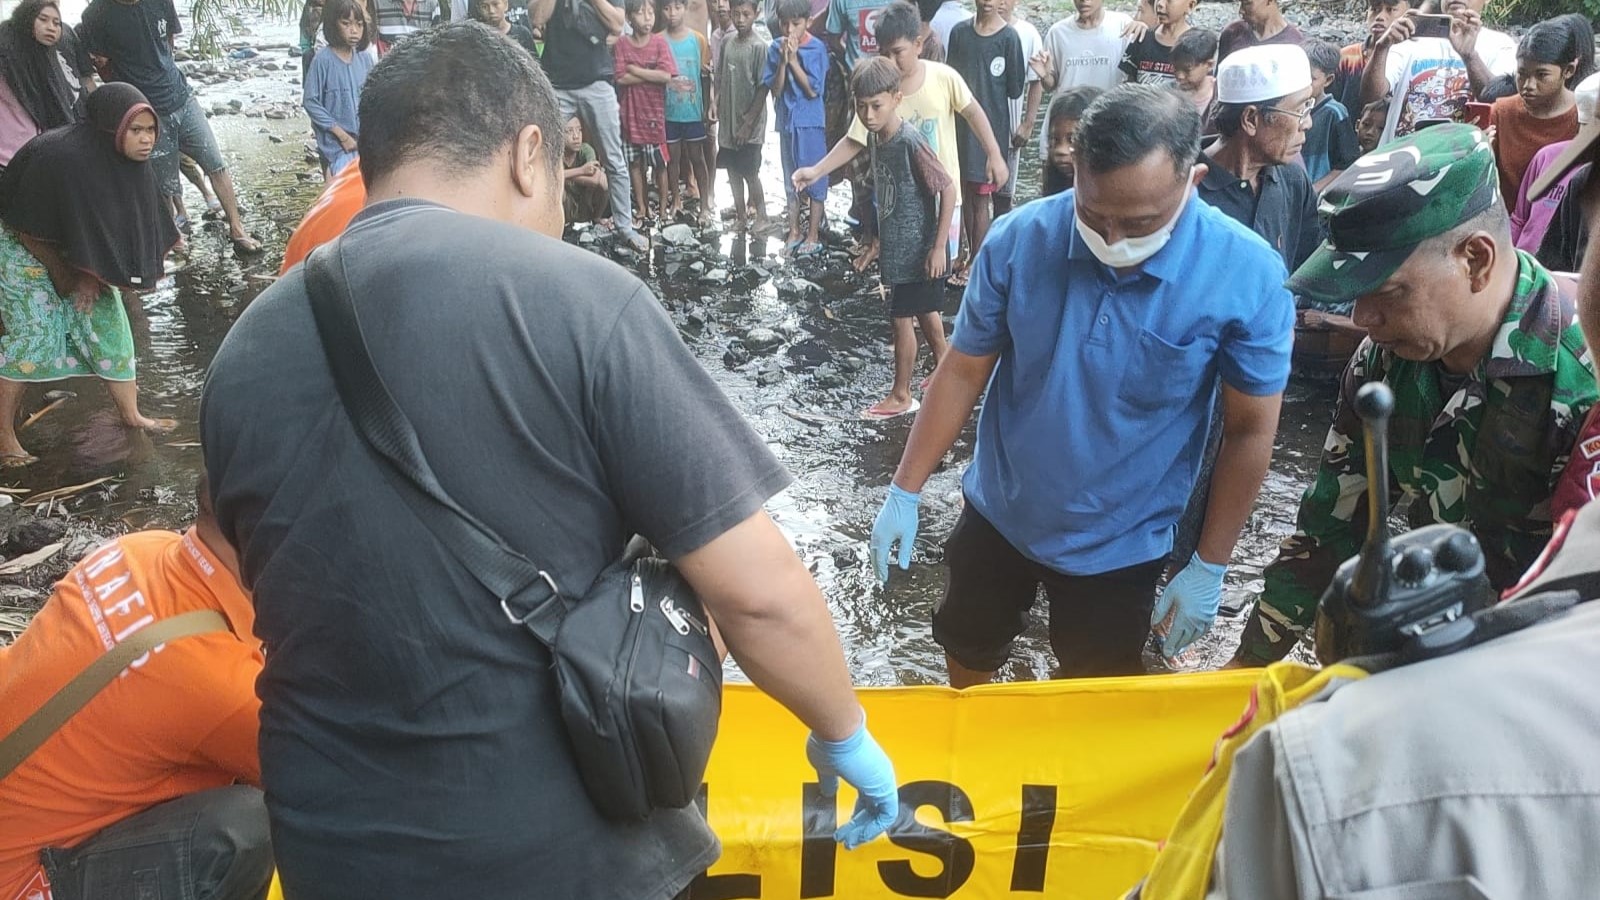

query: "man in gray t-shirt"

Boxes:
[202, 26, 898, 899]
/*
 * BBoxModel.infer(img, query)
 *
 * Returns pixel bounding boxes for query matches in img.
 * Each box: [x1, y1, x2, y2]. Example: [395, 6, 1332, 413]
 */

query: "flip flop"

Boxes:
[0, 452, 37, 468]
[782, 239, 803, 257]
[861, 397, 921, 420]
[795, 242, 824, 258]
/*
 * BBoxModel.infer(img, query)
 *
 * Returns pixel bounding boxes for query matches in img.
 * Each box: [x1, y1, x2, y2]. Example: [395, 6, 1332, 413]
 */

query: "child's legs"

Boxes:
[746, 167, 768, 222]
[917, 310, 949, 364]
[779, 131, 802, 238]
[729, 171, 747, 225]
[795, 127, 828, 244]
[687, 139, 711, 215]
[888, 315, 918, 403]
[702, 131, 718, 205]
[805, 197, 824, 243]
[969, 186, 994, 256]
[653, 152, 671, 213]
[960, 182, 980, 259]
[666, 141, 685, 211]
[628, 154, 649, 219]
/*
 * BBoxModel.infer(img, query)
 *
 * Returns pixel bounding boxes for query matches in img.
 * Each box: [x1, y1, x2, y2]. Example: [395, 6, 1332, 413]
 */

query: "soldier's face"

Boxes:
[1351, 231, 1497, 362]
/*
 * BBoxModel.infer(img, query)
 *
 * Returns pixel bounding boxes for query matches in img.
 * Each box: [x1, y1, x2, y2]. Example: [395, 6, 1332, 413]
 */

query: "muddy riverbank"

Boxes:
[1, 0, 1352, 674]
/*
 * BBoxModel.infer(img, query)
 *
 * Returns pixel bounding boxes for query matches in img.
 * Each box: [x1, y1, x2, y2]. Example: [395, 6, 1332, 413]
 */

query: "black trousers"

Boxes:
[41, 786, 273, 900]
[932, 501, 1166, 677]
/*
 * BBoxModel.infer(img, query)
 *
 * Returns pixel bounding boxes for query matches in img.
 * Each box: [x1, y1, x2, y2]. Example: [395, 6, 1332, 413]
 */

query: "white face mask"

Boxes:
[1073, 173, 1193, 269]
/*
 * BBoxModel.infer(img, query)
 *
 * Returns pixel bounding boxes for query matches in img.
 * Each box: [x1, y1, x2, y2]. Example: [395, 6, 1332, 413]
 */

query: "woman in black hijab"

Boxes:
[0, 0, 77, 169]
[0, 83, 177, 465]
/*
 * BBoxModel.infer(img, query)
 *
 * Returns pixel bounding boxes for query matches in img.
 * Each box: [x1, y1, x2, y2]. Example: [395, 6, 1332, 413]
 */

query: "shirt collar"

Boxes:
[177, 527, 260, 653]
[1482, 252, 1567, 380]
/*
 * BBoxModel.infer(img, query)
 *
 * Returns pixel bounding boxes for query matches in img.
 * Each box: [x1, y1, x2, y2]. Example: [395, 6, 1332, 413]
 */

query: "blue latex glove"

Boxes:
[869, 484, 920, 586]
[1151, 553, 1227, 656]
[806, 714, 899, 849]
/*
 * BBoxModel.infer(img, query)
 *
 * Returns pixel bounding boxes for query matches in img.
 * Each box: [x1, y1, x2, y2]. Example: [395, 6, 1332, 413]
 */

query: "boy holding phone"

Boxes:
[1359, 0, 1516, 145]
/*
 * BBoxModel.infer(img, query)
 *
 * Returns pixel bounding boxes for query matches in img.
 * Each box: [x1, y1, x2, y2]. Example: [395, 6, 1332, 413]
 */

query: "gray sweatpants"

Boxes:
[555, 80, 637, 232]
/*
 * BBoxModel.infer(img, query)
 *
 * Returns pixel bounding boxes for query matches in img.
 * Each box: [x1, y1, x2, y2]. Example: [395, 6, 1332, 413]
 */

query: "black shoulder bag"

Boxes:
[303, 239, 722, 821]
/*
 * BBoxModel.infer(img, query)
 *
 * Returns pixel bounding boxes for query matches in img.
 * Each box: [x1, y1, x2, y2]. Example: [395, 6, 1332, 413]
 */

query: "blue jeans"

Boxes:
[151, 95, 228, 199]
[40, 786, 273, 900]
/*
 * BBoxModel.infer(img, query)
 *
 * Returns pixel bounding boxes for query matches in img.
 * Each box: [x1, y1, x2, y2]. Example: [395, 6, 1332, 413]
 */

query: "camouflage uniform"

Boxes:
[1235, 123, 1600, 664]
[1237, 254, 1597, 663]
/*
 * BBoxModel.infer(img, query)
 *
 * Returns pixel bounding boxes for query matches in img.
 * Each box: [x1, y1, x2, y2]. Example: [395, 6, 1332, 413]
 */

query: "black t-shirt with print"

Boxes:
[202, 200, 792, 900]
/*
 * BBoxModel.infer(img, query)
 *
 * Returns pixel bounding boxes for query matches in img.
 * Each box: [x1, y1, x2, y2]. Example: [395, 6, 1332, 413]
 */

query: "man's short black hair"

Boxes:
[359, 23, 564, 185]
[874, 1, 922, 49]
[1169, 28, 1217, 71]
[1074, 84, 1200, 177]
[774, 0, 808, 20]
[729, 0, 756, 9]
[1304, 39, 1339, 76]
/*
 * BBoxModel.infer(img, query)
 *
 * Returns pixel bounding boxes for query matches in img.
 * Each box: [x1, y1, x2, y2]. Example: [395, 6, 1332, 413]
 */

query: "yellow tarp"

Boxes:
[269, 672, 1259, 899]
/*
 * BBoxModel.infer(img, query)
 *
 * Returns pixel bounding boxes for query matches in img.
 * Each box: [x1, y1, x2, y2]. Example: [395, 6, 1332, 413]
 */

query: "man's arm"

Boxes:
[1448, 9, 1494, 98]
[530, 0, 557, 27]
[791, 134, 864, 189]
[1236, 354, 1374, 665]
[675, 509, 864, 741]
[1360, 16, 1409, 106]
[957, 99, 1009, 187]
[892, 350, 997, 493]
[590, 0, 625, 35]
[1196, 386, 1282, 567]
[1016, 79, 1043, 149]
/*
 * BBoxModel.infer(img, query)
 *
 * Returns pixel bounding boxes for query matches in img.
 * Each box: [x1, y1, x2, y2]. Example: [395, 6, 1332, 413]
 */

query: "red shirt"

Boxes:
[614, 33, 678, 145]
[0, 530, 261, 900]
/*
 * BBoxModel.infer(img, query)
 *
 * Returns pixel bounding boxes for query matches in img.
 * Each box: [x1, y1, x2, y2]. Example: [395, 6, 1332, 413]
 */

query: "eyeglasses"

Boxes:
[1261, 100, 1315, 123]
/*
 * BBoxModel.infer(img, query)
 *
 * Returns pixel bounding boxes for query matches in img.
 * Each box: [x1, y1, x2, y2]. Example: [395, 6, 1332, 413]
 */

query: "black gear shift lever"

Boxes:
[1313, 382, 1496, 663]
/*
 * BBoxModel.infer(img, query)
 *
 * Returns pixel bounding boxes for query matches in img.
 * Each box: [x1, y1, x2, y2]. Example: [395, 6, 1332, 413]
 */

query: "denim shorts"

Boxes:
[151, 94, 227, 198]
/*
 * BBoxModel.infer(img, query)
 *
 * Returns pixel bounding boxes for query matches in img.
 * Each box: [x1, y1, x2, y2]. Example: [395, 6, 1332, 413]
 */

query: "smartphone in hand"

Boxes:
[1412, 13, 1452, 39]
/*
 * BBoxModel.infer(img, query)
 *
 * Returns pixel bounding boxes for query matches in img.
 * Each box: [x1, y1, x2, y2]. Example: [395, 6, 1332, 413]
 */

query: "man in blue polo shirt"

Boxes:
[870, 83, 1294, 682]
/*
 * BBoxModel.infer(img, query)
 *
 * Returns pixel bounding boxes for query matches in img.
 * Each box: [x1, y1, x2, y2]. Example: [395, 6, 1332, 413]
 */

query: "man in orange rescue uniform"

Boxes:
[0, 477, 271, 900]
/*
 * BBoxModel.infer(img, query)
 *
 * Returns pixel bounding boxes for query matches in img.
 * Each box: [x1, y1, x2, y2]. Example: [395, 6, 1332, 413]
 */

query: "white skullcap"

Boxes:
[1578, 71, 1598, 127]
[1216, 44, 1312, 105]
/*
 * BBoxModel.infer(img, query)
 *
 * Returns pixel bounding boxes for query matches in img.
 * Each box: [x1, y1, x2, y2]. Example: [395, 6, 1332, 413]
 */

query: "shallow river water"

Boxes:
[7, 6, 1340, 682]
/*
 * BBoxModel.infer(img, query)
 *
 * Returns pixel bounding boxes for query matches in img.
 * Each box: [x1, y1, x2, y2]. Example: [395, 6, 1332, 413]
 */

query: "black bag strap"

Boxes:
[302, 239, 566, 645]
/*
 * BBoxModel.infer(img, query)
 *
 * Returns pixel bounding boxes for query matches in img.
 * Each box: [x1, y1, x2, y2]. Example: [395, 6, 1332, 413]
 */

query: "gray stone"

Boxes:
[831, 546, 859, 569]
[228, 98, 244, 110]
[689, 261, 706, 274]
[701, 268, 728, 283]
[264, 109, 289, 120]
[756, 366, 784, 386]
[660, 223, 698, 247]
[268, 135, 284, 144]
[578, 230, 597, 245]
[723, 342, 751, 368]
[741, 327, 784, 354]
[840, 355, 866, 373]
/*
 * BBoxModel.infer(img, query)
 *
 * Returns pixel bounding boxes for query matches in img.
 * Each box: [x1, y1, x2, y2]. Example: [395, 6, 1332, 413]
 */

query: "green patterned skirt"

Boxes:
[0, 229, 137, 383]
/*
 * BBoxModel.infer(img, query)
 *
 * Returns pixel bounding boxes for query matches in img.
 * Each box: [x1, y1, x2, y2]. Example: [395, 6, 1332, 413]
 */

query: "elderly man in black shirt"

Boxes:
[202, 26, 896, 899]
[1198, 43, 1319, 273]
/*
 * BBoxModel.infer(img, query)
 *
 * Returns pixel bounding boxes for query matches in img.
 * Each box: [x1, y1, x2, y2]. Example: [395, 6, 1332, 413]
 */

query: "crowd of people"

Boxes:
[3, 0, 1600, 896]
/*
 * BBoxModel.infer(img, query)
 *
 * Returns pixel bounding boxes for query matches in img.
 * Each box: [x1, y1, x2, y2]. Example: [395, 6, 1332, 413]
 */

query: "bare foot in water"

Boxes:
[125, 416, 178, 434]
